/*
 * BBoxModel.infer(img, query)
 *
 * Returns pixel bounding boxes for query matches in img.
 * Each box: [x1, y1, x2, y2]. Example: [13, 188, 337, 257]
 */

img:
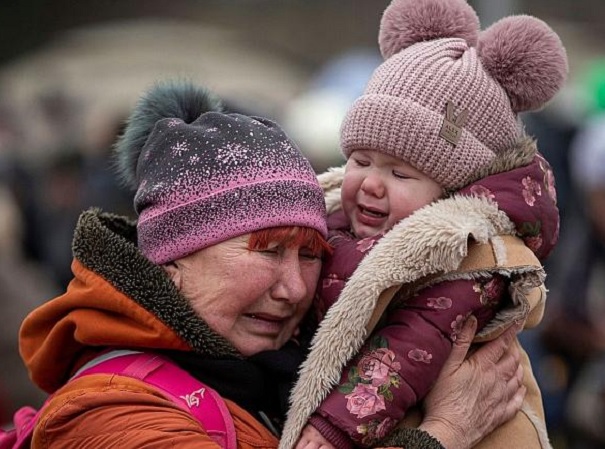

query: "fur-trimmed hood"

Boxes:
[19, 209, 240, 394]
[280, 146, 558, 449]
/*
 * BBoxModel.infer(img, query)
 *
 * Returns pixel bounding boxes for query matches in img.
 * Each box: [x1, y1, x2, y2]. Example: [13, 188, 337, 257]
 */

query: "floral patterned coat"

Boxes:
[279, 140, 556, 449]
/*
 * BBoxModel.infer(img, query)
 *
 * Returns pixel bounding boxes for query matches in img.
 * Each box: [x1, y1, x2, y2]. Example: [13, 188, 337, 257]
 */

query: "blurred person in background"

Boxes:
[0, 176, 57, 426]
[559, 102, 605, 449]
[282, 49, 383, 173]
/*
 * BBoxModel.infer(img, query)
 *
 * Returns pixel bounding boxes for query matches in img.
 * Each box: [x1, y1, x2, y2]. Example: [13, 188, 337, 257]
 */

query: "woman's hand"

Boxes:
[419, 316, 525, 449]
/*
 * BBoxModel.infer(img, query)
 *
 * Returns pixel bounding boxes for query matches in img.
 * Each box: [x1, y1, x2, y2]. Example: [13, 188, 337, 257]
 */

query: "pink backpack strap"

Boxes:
[72, 350, 237, 449]
[0, 406, 40, 449]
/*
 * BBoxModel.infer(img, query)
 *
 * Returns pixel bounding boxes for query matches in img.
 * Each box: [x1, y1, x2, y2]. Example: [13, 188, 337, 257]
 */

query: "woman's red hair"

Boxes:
[247, 226, 332, 257]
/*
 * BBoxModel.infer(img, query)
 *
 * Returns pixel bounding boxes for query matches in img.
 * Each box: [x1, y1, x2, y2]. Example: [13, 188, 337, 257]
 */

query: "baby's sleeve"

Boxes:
[310, 275, 504, 448]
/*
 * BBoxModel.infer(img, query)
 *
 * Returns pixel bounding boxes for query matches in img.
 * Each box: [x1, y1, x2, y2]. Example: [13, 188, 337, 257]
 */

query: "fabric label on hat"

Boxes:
[439, 100, 469, 146]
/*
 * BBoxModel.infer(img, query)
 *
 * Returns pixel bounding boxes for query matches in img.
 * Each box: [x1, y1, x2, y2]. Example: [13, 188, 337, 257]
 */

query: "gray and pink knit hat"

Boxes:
[341, 0, 568, 190]
[115, 81, 327, 264]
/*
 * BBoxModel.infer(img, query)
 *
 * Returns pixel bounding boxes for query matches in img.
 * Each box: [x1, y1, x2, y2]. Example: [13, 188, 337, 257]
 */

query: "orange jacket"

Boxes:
[33, 374, 278, 449]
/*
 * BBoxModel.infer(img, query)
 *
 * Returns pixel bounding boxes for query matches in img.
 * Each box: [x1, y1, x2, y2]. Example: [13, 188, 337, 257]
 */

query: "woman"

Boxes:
[18, 81, 524, 449]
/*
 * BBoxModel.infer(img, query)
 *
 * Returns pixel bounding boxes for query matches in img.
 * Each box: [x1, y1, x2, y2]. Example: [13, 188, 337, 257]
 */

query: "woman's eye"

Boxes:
[354, 159, 370, 167]
[299, 249, 321, 260]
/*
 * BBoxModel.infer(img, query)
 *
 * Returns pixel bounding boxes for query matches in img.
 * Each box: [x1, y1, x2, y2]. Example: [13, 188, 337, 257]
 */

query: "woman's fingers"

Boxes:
[505, 364, 524, 399]
[492, 340, 521, 383]
[470, 321, 522, 368]
[444, 315, 478, 371]
[504, 384, 527, 422]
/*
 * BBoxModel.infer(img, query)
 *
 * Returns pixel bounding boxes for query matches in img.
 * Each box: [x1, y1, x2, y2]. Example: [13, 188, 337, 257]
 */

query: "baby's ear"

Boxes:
[478, 15, 568, 113]
[162, 261, 182, 290]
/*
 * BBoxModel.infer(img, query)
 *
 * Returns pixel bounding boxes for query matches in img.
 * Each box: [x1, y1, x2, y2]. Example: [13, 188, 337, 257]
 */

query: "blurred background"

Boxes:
[1, 1, 604, 447]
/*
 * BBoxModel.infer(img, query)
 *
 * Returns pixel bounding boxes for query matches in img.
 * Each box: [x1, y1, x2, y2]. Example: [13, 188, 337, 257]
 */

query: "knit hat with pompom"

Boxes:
[340, 0, 568, 190]
[114, 81, 327, 264]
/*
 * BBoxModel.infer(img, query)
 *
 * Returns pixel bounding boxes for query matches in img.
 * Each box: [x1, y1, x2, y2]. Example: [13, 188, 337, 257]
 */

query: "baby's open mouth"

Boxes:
[360, 206, 387, 218]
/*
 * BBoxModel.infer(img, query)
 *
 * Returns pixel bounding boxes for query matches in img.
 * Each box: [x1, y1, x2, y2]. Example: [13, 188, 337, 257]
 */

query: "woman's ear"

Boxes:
[163, 261, 182, 290]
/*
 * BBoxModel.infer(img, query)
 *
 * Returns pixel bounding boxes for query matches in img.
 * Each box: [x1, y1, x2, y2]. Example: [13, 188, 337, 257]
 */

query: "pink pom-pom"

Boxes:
[478, 15, 568, 113]
[379, 0, 480, 59]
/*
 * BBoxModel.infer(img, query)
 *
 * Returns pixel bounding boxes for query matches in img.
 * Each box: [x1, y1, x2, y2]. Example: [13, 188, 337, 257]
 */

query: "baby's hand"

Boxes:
[294, 424, 336, 449]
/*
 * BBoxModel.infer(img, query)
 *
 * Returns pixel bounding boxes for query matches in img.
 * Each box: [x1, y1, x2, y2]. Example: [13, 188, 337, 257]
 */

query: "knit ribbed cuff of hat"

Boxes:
[379, 427, 445, 449]
[340, 94, 498, 190]
[307, 414, 354, 449]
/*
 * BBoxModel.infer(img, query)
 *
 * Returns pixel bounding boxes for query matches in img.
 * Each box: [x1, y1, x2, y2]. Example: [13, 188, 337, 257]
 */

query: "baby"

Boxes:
[280, 0, 568, 448]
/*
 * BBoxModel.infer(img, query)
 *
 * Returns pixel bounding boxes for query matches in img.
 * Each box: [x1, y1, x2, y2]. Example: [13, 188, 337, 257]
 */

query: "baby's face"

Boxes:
[341, 150, 443, 238]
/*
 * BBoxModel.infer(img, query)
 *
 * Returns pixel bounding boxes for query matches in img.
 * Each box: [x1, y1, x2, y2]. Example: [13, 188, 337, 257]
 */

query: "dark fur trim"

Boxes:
[479, 135, 537, 177]
[380, 428, 445, 449]
[72, 208, 241, 358]
[113, 80, 224, 189]
[449, 135, 537, 195]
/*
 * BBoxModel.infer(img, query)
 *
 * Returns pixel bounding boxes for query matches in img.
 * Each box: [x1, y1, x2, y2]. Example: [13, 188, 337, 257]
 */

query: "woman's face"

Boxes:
[165, 234, 322, 356]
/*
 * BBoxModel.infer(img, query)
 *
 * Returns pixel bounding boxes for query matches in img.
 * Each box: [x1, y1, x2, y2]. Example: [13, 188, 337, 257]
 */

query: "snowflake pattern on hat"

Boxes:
[135, 112, 327, 264]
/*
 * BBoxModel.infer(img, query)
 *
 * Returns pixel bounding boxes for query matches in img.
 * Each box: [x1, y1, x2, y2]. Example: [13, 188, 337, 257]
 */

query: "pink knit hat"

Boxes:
[115, 81, 327, 264]
[341, 0, 568, 190]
